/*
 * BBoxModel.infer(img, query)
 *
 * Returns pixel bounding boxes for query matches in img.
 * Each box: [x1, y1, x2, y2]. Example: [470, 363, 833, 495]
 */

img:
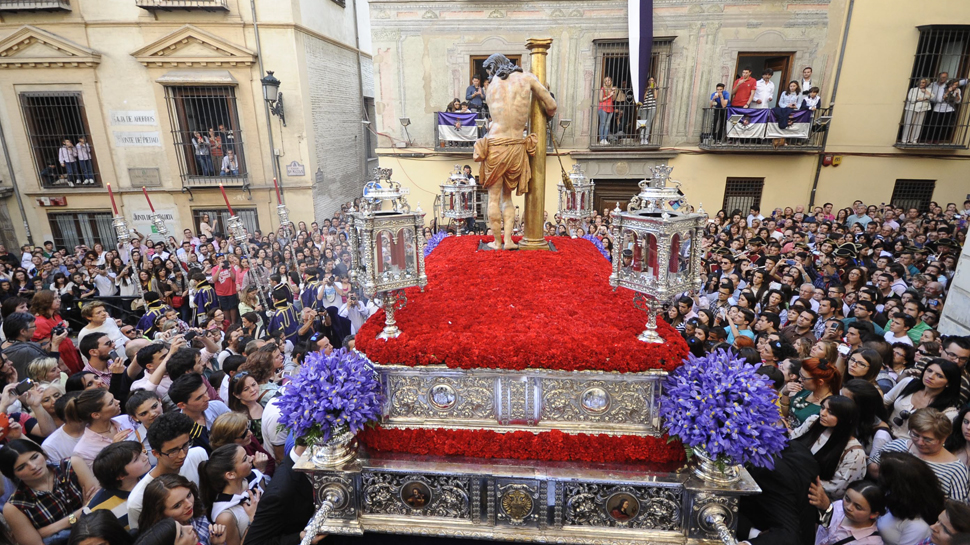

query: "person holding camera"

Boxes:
[3, 312, 71, 382]
[338, 292, 372, 335]
[213, 256, 240, 327]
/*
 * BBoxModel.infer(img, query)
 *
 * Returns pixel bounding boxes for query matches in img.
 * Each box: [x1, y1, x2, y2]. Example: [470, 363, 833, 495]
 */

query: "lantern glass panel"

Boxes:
[678, 231, 692, 274]
[622, 231, 639, 272]
[643, 233, 659, 279]
[668, 233, 680, 274]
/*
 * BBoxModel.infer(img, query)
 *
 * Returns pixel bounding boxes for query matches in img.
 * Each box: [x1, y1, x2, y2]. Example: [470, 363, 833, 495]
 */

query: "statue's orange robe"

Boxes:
[473, 134, 539, 196]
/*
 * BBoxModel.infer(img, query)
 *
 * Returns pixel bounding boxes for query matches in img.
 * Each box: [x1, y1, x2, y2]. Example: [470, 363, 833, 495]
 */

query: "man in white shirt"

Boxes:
[339, 292, 373, 335]
[261, 395, 287, 462]
[752, 69, 775, 109]
[800, 66, 814, 96]
[747, 205, 765, 227]
[89, 265, 115, 297]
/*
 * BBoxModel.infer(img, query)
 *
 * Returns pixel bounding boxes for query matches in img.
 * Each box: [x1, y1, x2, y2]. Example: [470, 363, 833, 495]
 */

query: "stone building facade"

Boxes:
[0, 0, 372, 249]
[368, 0, 970, 226]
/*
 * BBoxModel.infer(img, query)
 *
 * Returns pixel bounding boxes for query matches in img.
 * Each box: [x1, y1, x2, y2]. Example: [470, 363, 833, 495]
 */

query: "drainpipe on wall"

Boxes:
[808, 0, 854, 209]
[250, 0, 283, 202]
[0, 117, 33, 246]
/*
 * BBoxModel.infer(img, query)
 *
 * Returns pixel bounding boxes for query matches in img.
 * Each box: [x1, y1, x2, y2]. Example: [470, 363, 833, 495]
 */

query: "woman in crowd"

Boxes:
[66, 509, 135, 545]
[808, 479, 884, 545]
[226, 372, 265, 444]
[870, 408, 969, 502]
[208, 412, 274, 477]
[944, 406, 970, 466]
[138, 474, 226, 545]
[0, 439, 98, 545]
[792, 395, 866, 498]
[842, 379, 893, 457]
[64, 371, 106, 393]
[883, 359, 961, 437]
[30, 290, 82, 374]
[65, 388, 133, 472]
[845, 348, 885, 394]
[843, 267, 868, 294]
[783, 357, 840, 428]
[810, 340, 840, 367]
[875, 451, 945, 545]
[198, 444, 263, 545]
[239, 345, 284, 407]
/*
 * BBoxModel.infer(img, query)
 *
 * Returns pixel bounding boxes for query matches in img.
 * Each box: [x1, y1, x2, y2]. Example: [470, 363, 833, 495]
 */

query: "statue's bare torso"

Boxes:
[486, 71, 557, 139]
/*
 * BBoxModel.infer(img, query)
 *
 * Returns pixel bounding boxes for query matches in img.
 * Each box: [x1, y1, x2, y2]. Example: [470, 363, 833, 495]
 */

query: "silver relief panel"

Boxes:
[495, 480, 541, 527]
[361, 472, 472, 519]
[376, 365, 666, 436]
[562, 483, 683, 531]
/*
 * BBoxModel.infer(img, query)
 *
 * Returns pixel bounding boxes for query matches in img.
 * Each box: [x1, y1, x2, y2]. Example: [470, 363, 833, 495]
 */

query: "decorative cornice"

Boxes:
[130, 24, 256, 68]
[0, 25, 100, 69]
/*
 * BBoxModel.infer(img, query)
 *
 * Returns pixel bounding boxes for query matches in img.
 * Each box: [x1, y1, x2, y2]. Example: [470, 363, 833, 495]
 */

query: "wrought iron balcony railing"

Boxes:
[698, 107, 832, 152]
[0, 0, 71, 12]
[135, 0, 228, 11]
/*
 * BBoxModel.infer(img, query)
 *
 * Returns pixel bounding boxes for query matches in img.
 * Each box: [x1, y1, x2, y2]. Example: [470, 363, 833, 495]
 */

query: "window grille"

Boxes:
[891, 179, 936, 213]
[19, 92, 100, 189]
[897, 26, 970, 148]
[722, 178, 764, 215]
[163, 86, 246, 186]
[590, 39, 672, 148]
[48, 211, 117, 251]
[191, 208, 259, 238]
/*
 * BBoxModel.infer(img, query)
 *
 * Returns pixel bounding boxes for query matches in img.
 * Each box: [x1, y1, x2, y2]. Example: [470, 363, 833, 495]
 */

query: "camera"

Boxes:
[223, 260, 231, 269]
[892, 410, 912, 428]
[51, 325, 69, 337]
[184, 331, 198, 342]
[15, 378, 33, 395]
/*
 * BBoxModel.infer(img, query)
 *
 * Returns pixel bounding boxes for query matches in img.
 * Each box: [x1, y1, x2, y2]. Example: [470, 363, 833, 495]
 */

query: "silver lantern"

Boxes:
[349, 167, 428, 339]
[557, 164, 595, 238]
[439, 165, 477, 235]
[609, 165, 707, 343]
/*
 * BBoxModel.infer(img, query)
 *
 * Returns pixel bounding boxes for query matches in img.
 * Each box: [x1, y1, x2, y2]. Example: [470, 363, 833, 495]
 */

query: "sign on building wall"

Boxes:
[286, 161, 306, 177]
[110, 110, 158, 126]
[129, 168, 162, 187]
[131, 209, 178, 236]
[114, 132, 162, 147]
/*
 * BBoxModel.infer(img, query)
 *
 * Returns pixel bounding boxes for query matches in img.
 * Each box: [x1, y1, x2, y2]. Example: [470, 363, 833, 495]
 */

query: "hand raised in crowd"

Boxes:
[253, 451, 269, 472]
[210, 524, 228, 545]
[242, 487, 262, 522]
[51, 326, 69, 350]
[107, 357, 126, 375]
[807, 477, 830, 511]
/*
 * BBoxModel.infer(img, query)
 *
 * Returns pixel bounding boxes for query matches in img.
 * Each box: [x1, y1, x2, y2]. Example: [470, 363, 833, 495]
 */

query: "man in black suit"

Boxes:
[246, 445, 325, 545]
[737, 442, 820, 545]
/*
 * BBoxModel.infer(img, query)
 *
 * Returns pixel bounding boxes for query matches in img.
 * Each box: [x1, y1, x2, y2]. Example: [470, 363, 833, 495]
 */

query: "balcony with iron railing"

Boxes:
[589, 86, 666, 149]
[0, 0, 71, 11]
[432, 111, 482, 153]
[894, 97, 970, 150]
[698, 106, 832, 152]
[135, 0, 228, 11]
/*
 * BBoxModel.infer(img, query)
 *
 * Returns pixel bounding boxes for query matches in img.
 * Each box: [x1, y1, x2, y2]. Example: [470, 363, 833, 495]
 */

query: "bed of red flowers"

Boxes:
[356, 236, 688, 373]
[359, 426, 686, 465]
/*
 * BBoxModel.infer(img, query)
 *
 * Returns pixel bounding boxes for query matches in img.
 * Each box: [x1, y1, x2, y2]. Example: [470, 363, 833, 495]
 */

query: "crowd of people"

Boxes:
[0, 192, 965, 544]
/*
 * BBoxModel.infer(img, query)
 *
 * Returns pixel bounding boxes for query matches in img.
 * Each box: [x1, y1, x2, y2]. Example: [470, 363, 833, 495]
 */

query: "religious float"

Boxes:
[284, 39, 787, 545]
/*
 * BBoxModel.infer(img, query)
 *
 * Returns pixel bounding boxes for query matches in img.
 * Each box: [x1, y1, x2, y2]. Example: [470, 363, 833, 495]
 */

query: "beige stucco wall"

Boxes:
[0, 0, 370, 246]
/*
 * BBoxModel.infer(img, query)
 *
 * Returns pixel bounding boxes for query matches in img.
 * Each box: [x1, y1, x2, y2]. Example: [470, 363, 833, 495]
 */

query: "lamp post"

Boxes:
[557, 164, 594, 238]
[349, 167, 427, 339]
[261, 71, 286, 127]
[609, 165, 707, 343]
[440, 165, 477, 235]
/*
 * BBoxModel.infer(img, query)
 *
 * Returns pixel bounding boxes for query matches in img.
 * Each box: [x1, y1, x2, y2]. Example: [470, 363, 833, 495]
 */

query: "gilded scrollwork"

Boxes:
[361, 472, 471, 519]
[562, 483, 682, 530]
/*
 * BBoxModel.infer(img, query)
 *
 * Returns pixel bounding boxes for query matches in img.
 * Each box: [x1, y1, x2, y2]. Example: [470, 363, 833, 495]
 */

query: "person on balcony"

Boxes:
[597, 76, 616, 144]
[731, 67, 757, 108]
[465, 75, 485, 112]
[76, 137, 95, 186]
[221, 150, 239, 177]
[191, 131, 214, 177]
[771, 81, 803, 148]
[925, 72, 968, 144]
[59, 139, 80, 186]
[638, 76, 659, 145]
[902, 79, 933, 144]
[802, 87, 822, 111]
[800, 67, 815, 96]
[753, 68, 775, 109]
[709, 83, 729, 143]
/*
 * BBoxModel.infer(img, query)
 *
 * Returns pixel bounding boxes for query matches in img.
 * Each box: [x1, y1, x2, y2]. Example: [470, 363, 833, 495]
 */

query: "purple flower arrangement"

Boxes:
[659, 349, 788, 469]
[582, 234, 610, 260]
[424, 231, 449, 258]
[276, 348, 384, 445]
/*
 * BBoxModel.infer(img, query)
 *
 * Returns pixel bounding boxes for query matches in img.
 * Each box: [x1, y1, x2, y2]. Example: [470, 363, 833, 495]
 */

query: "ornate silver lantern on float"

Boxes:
[439, 165, 477, 235]
[557, 164, 594, 238]
[349, 167, 428, 339]
[609, 165, 707, 343]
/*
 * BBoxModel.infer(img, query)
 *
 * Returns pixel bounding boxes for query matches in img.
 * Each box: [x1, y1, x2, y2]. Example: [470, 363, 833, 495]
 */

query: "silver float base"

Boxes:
[296, 447, 759, 544]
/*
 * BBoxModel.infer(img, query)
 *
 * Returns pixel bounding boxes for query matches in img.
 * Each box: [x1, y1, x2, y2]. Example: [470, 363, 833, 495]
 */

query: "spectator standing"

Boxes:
[709, 83, 729, 142]
[638, 77, 659, 145]
[731, 67, 757, 108]
[752, 69, 775, 109]
[85, 441, 152, 529]
[597, 76, 617, 144]
[465, 75, 485, 112]
[902, 78, 933, 144]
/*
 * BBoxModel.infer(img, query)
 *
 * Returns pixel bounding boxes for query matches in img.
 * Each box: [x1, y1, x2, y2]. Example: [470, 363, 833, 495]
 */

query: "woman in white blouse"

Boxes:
[792, 395, 866, 499]
[902, 78, 933, 144]
[883, 359, 962, 438]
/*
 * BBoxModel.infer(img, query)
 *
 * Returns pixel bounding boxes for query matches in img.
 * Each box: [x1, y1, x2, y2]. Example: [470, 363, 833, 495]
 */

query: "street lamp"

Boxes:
[261, 71, 286, 127]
